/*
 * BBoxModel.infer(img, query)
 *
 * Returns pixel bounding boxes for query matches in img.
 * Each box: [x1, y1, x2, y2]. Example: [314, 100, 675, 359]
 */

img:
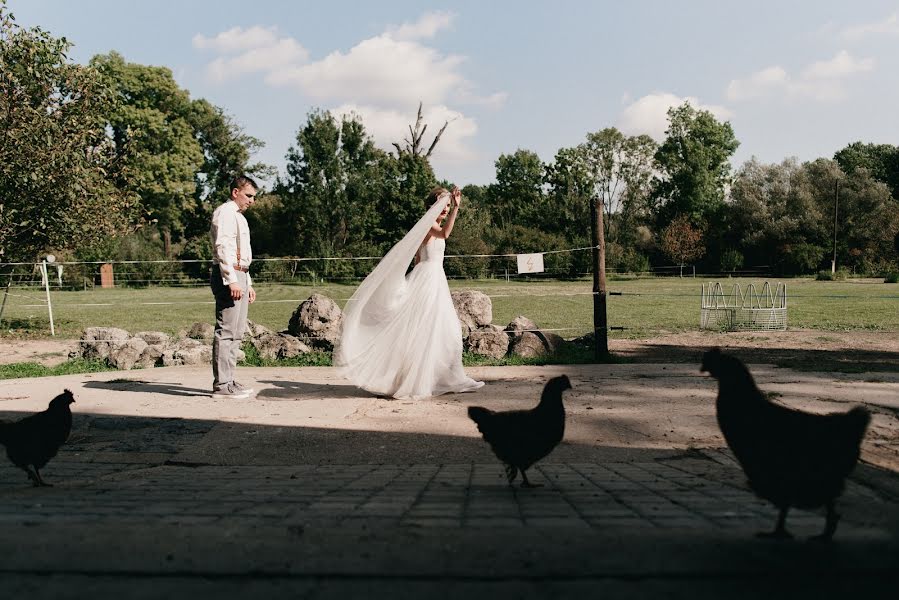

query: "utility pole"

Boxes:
[831, 179, 839, 274]
[590, 197, 608, 359]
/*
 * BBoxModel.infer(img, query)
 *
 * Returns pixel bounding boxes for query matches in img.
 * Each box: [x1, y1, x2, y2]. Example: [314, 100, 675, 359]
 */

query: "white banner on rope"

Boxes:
[516, 253, 544, 274]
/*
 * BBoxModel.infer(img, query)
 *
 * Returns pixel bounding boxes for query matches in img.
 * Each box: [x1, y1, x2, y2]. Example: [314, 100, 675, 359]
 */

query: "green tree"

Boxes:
[184, 98, 273, 239]
[653, 102, 739, 226]
[488, 149, 545, 229]
[834, 141, 899, 201]
[90, 51, 203, 253]
[0, 3, 138, 263]
[580, 128, 656, 246]
[728, 158, 829, 274]
[275, 110, 410, 275]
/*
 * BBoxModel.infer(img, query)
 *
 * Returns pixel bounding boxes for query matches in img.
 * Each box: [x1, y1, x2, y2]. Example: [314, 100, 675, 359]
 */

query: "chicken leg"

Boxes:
[757, 506, 793, 540]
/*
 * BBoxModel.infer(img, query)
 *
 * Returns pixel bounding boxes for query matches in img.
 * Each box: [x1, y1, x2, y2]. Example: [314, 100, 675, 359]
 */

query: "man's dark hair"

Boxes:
[230, 175, 258, 193]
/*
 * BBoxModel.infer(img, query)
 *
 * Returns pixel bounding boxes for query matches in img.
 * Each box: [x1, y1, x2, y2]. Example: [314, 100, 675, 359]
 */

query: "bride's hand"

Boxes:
[451, 187, 462, 209]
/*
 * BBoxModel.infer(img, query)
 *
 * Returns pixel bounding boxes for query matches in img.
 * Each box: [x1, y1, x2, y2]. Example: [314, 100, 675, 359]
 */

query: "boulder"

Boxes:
[244, 320, 273, 340]
[508, 331, 549, 358]
[505, 316, 565, 357]
[137, 344, 166, 368]
[252, 332, 311, 361]
[186, 322, 215, 341]
[451, 290, 493, 337]
[288, 293, 343, 351]
[505, 316, 539, 342]
[134, 331, 171, 346]
[465, 325, 510, 359]
[79, 327, 131, 361]
[162, 338, 213, 367]
[107, 337, 148, 370]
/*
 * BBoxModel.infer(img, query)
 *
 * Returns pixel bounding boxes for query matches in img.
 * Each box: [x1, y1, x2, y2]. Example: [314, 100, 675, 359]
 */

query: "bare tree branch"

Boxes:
[425, 120, 449, 159]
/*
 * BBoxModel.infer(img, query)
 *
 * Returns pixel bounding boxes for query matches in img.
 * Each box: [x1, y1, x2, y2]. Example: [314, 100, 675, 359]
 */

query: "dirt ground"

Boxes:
[3, 329, 896, 372]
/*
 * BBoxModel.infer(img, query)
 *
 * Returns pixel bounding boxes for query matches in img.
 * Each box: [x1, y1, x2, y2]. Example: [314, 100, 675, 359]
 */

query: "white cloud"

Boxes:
[193, 26, 282, 53]
[726, 66, 788, 101]
[194, 26, 309, 83]
[801, 50, 874, 79]
[194, 13, 503, 109]
[332, 103, 478, 162]
[617, 93, 733, 141]
[266, 35, 467, 106]
[841, 12, 899, 40]
[206, 38, 309, 83]
[386, 11, 455, 41]
[726, 51, 874, 103]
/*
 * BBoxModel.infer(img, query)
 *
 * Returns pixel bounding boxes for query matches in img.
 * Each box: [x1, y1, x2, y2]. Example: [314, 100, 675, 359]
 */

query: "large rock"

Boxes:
[508, 331, 549, 358]
[107, 337, 148, 370]
[252, 333, 311, 361]
[505, 316, 565, 358]
[465, 325, 510, 359]
[244, 320, 273, 340]
[451, 290, 492, 337]
[79, 327, 131, 361]
[162, 338, 214, 367]
[505, 316, 539, 342]
[288, 293, 343, 351]
[134, 331, 171, 346]
[187, 322, 215, 341]
[137, 344, 166, 368]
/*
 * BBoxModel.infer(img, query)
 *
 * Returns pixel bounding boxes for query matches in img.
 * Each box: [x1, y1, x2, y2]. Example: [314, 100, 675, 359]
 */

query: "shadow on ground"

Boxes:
[615, 342, 899, 373]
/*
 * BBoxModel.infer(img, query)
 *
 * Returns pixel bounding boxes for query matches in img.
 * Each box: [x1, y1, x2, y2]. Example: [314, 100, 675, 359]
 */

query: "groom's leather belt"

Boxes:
[233, 264, 249, 272]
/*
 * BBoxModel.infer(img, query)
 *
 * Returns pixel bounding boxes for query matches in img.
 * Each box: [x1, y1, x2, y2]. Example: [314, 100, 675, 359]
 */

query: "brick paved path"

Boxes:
[1, 459, 897, 599]
[0, 454, 887, 534]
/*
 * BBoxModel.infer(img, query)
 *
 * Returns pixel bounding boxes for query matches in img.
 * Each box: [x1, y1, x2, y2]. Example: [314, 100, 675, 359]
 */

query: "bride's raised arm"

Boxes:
[430, 187, 462, 241]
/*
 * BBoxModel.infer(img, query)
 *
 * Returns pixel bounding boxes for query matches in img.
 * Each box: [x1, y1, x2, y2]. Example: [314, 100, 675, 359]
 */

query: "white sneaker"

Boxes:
[212, 383, 251, 399]
[232, 381, 255, 394]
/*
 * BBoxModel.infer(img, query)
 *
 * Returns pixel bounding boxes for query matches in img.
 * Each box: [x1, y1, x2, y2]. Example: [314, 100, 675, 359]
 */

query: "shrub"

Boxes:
[816, 269, 849, 281]
[885, 272, 899, 284]
[719, 249, 744, 273]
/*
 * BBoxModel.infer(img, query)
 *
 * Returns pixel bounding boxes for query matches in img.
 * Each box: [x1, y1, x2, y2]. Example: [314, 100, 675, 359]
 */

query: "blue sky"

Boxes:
[8, 1, 899, 187]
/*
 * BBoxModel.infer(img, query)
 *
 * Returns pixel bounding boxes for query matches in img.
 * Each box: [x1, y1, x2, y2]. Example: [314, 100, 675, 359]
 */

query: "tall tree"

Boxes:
[0, 3, 138, 263]
[90, 51, 203, 254]
[579, 128, 656, 244]
[543, 146, 592, 239]
[652, 102, 739, 226]
[276, 110, 396, 263]
[833, 141, 899, 201]
[488, 149, 545, 229]
[184, 99, 272, 239]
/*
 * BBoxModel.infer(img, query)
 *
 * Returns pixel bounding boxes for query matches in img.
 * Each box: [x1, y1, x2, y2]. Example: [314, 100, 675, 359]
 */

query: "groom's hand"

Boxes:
[228, 282, 243, 300]
[248, 287, 257, 304]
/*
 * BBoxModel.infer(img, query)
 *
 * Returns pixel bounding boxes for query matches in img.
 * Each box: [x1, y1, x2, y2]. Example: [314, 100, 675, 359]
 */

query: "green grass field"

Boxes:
[2, 276, 897, 340]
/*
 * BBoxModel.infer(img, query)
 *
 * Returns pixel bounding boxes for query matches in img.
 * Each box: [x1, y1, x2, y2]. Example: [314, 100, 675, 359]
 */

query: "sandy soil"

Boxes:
[0, 338, 79, 366]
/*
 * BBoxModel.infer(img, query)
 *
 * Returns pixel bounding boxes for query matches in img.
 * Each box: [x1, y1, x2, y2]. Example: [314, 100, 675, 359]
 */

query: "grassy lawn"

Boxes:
[2, 276, 897, 341]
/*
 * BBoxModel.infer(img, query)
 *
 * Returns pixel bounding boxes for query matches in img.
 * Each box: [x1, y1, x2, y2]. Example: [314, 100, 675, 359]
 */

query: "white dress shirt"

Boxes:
[210, 200, 253, 287]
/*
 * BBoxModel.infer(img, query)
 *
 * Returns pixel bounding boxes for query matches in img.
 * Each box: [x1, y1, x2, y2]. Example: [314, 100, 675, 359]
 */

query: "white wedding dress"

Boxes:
[335, 196, 485, 400]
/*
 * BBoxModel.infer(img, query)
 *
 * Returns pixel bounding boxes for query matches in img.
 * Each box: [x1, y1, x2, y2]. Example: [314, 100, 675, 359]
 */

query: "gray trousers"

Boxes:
[211, 269, 249, 389]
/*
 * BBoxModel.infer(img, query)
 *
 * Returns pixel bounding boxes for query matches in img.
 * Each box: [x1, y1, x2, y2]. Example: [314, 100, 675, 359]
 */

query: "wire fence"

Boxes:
[2, 249, 898, 340]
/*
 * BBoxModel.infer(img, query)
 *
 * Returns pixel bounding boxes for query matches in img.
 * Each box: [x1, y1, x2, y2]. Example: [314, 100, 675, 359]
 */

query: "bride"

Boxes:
[335, 186, 485, 399]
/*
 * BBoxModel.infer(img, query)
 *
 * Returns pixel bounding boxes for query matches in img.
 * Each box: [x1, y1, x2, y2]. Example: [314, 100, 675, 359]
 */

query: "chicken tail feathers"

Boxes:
[467, 406, 494, 434]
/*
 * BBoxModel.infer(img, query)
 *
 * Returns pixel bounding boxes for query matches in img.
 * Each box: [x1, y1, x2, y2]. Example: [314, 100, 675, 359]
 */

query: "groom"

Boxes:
[209, 175, 258, 399]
